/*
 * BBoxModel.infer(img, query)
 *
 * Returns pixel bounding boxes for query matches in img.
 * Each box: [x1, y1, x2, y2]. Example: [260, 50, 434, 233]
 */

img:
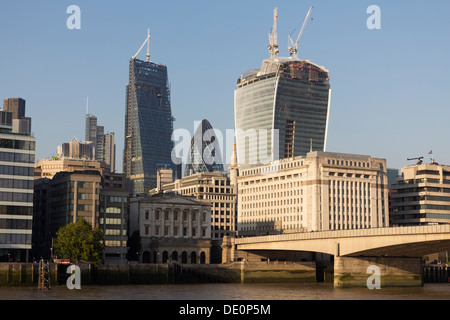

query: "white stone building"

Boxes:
[238, 151, 389, 236]
[130, 193, 212, 264]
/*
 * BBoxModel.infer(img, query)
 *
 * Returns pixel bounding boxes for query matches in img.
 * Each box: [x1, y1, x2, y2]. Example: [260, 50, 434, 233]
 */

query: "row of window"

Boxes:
[0, 233, 31, 245]
[0, 138, 35, 151]
[0, 151, 35, 164]
[0, 178, 33, 190]
[0, 218, 31, 229]
[0, 165, 33, 177]
[144, 225, 208, 238]
[0, 205, 32, 216]
[0, 192, 33, 203]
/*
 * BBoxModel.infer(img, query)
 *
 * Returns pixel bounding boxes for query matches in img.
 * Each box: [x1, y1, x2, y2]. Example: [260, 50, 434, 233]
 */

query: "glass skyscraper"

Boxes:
[184, 119, 224, 176]
[123, 58, 174, 194]
[234, 57, 331, 169]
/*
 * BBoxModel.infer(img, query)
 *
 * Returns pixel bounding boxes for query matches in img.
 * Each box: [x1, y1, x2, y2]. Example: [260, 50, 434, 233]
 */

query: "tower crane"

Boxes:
[407, 157, 424, 165]
[288, 6, 313, 59]
[268, 7, 279, 59]
[133, 28, 151, 61]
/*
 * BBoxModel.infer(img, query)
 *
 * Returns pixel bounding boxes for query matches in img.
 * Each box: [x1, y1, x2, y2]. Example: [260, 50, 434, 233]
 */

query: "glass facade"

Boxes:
[124, 59, 174, 194]
[235, 58, 331, 169]
[0, 133, 35, 262]
[184, 119, 224, 176]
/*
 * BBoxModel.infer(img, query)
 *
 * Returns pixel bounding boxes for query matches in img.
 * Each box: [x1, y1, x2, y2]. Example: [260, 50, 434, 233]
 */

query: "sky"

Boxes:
[0, 0, 449, 173]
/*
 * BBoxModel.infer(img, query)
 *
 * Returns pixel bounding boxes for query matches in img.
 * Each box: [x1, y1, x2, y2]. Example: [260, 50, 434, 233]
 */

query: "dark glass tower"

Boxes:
[123, 58, 174, 194]
[184, 119, 224, 176]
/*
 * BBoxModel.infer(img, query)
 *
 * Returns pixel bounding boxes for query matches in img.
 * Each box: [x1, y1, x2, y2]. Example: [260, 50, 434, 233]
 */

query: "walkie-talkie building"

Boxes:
[234, 8, 331, 169]
[123, 32, 174, 194]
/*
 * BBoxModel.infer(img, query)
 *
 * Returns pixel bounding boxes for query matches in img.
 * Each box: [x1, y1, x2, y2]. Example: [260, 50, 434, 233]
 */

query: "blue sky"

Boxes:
[0, 0, 449, 172]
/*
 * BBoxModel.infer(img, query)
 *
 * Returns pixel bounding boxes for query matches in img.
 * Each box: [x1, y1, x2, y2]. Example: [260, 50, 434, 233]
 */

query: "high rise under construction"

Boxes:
[234, 7, 331, 169]
[123, 30, 174, 194]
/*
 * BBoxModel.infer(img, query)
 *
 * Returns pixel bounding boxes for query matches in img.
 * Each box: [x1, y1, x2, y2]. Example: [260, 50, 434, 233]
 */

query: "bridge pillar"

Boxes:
[334, 256, 423, 288]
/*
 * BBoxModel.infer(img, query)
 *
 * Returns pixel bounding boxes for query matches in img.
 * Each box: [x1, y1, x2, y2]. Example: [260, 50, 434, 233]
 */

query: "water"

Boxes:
[1, 283, 450, 300]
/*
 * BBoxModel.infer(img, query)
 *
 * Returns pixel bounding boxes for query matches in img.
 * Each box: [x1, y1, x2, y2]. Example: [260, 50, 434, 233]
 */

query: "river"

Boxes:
[1, 282, 450, 300]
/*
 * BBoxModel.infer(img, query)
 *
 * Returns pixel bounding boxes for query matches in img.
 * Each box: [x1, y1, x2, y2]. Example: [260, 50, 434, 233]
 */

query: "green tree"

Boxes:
[53, 217, 105, 267]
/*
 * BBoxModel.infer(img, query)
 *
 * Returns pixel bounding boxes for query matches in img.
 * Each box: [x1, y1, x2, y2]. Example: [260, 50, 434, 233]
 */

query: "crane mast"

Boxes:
[133, 28, 151, 61]
[268, 7, 279, 59]
[288, 6, 313, 59]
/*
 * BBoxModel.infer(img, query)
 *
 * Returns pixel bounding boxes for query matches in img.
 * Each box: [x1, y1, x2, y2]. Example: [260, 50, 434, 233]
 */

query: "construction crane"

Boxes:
[133, 28, 151, 61]
[407, 157, 424, 164]
[268, 7, 279, 59]
[288, 6, 313, 59]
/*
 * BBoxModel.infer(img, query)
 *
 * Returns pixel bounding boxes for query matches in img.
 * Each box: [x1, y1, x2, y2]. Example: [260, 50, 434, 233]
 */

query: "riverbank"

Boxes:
[0, 261, 321, 287]
[1, 261, 447, 287]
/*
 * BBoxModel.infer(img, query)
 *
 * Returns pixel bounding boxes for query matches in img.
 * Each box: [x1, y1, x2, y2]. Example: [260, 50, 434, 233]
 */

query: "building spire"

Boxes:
[86, 96, 89, 115]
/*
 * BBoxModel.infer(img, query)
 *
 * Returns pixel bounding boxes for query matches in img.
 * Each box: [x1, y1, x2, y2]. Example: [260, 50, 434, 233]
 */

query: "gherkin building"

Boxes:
[184, 119, 224, 176]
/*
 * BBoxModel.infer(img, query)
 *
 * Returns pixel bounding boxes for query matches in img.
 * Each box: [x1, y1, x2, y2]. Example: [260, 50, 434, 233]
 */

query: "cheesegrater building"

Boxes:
[123, 31, 174, 194]
[234, 7, 331, 169]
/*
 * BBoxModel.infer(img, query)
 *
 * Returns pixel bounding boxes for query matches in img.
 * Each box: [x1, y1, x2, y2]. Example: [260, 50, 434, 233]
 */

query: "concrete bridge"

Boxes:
[222, 225, 450, 287]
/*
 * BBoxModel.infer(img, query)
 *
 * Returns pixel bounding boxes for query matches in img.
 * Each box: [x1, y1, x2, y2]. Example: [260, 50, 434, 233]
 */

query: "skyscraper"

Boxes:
[123, 30, 174, 194]
[184, 119, 224, 177]
[234, 8, 331, 169]
[85, 102, 116, 172]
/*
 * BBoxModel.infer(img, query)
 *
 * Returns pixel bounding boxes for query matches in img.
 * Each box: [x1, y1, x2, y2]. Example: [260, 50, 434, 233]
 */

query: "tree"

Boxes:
[53, 217, 105, 267]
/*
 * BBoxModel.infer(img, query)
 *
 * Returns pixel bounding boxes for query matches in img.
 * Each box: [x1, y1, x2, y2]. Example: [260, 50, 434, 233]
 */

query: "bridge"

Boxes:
[222, 225, 450, 287]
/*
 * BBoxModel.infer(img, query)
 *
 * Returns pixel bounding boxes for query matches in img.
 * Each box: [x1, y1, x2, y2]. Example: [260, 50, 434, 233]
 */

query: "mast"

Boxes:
[268, 7, 279, 59]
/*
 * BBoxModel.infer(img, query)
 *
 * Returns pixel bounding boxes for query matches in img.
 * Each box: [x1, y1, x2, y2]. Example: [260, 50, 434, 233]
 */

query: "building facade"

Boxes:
[123, 56, 174, 195]
[237, 151, 389, 236]
[130, 194, 212, 264]
[0, 98, 35, 262]
[390, 161, 450, 226]
[85, 113, 116, 172]
[34, 157, 110, 180]
[161, 171, 237, 240]
[234, 57, 331, 170]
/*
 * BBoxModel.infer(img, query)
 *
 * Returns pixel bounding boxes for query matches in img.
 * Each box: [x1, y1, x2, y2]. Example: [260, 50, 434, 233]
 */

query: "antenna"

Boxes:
[86, 96, 89, 115]
[268, 7, 279, 59]
[288, 6, 313, 59]
[133, 28, 151, 61]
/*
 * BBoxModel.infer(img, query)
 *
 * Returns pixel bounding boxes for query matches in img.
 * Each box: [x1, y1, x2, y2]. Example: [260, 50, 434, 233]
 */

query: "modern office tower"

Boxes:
[104, 132, 116, 173]
[184, 119, 224, 177]
[161, 171, 237, 240]
[2, 98, 32, 134]
[129, 193, 212, 264]
[124, 30, 174, 195]
[0, 99, 35, 262]
[85, 112, 97, 143]
[57, 137, 95, 160]
[237, 151, 388, 236]
[390, 161, 450, 226]
[85, 110, 116, 172]
[234, 9, 331, 169]
[100, 171, 129, 263]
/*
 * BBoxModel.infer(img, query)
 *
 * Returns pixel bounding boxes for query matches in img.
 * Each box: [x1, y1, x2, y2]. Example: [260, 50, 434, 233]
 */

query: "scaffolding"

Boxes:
[38, 259, 51, 290]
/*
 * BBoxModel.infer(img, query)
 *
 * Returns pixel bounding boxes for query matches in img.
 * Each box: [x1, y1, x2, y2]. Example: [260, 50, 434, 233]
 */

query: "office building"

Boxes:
[123, 31, 174, 194]
[85, 111, 116, 172]
[1, 98, 32, 134]
[0, 98, 36, 262]
[161, 171, 237, 240]
[234, 10, 331, 169]
[184, 119, 224, 177]
[237, 151, 389, 236]
[390, 161, 450, 225]
[32, 170, 129, 263]
[129, 193, 212, 264]
[57, 137, 95, 161]
[34, 157, 110, 180]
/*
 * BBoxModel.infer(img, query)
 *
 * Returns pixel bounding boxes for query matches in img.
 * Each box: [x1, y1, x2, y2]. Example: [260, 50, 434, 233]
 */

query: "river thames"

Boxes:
[1, 282, 450, 300]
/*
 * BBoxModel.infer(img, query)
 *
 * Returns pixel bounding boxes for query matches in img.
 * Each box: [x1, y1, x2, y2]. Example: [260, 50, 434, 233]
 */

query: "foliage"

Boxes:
[53, 217, 105, 267]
